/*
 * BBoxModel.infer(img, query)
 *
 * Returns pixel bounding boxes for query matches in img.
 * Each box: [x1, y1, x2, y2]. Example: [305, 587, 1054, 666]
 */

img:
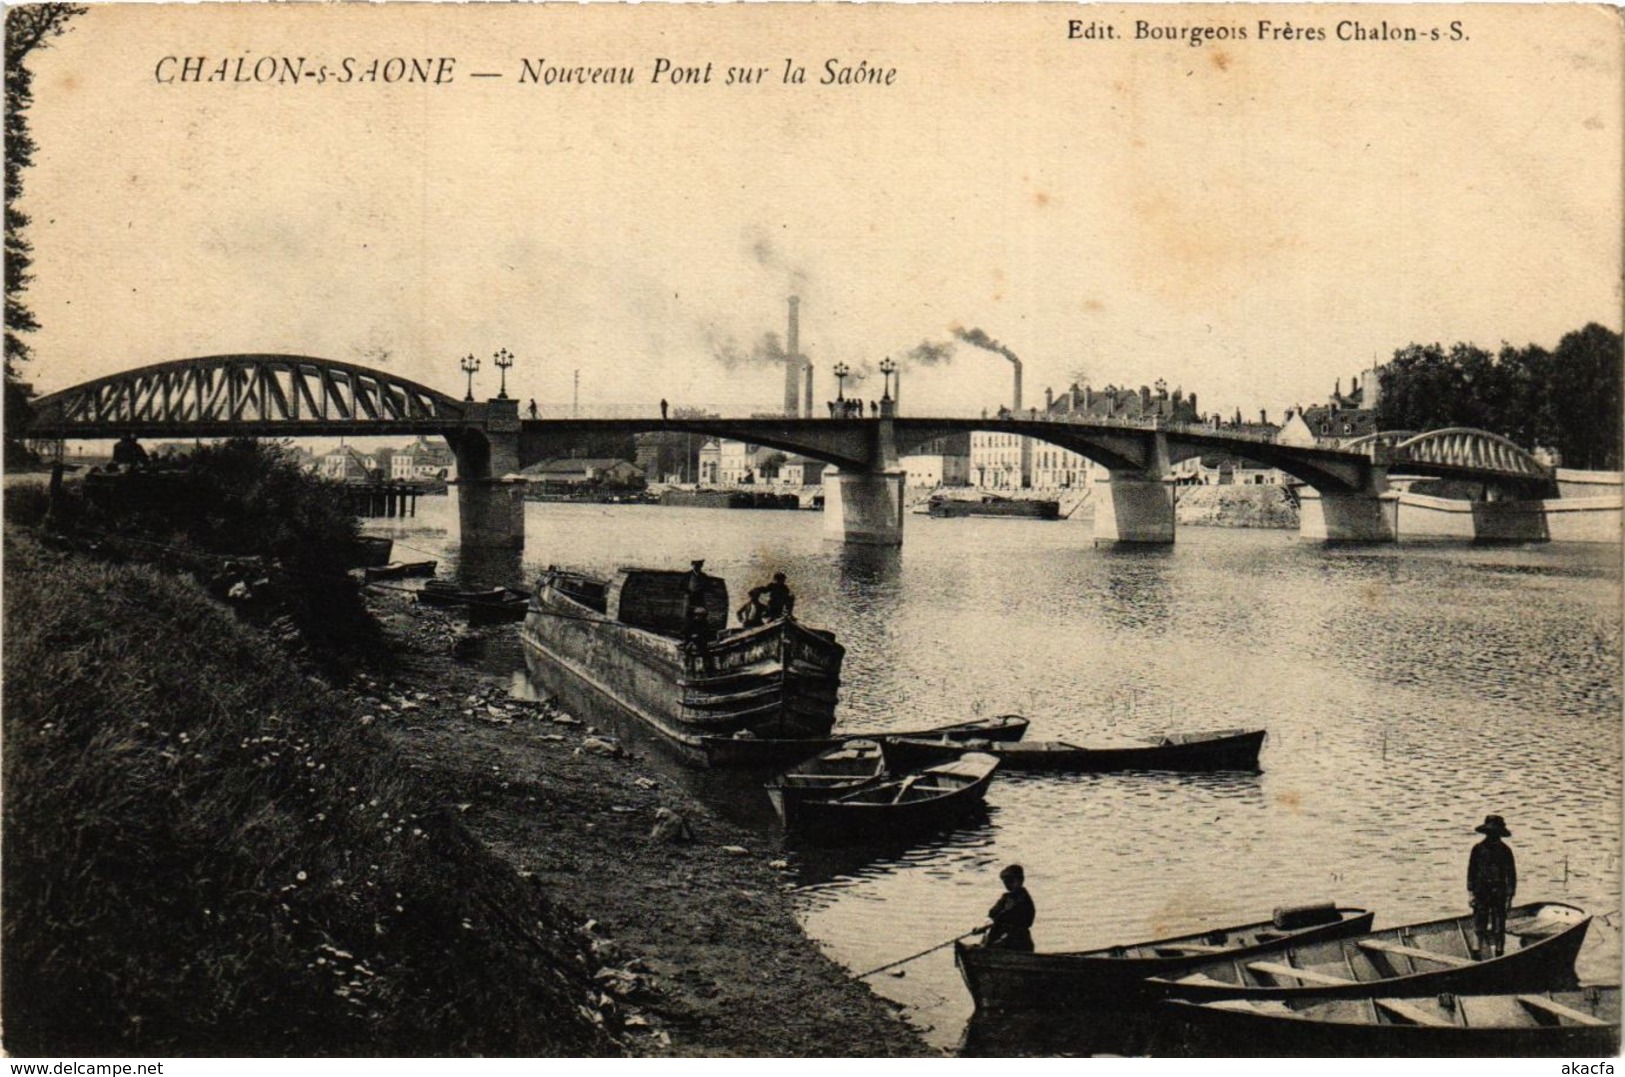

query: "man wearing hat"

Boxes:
[1467, 814, 1517, 958]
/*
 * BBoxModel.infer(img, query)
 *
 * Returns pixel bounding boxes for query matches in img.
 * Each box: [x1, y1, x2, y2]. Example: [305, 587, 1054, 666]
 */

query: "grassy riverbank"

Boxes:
[2, 524, 927, 1056]
[2, 530, 618, 1054]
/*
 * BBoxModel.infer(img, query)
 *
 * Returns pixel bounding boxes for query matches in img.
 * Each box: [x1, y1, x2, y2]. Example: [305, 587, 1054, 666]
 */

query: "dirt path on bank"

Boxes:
[359, 590, 932, 1058]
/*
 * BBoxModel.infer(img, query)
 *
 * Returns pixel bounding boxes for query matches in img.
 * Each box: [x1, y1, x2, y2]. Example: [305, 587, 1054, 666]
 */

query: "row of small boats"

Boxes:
[955, 901, 1616, 1055]
[758, 721, 1265, 843]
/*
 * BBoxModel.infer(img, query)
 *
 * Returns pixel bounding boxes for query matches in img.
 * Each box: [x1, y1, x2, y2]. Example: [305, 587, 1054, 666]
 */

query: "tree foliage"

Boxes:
[1377, 324, 1622, 470]
[5, 4, 86, 451]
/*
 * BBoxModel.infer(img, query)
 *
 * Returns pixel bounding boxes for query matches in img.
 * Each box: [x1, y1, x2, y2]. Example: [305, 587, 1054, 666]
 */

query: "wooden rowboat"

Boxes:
[349, 535, 394, 569]
[954, 903, 1375, 1012]
[696, 713, 1029, 769]
[780, 752, 1001, 843]
[765, 739, 886, 826]
[363, 560, 437, 582]
[1167, 986, 1621, 1057]
[884, 727, 1264, 773]
[465, 588, 532, 626]
[418, 580, 532, 624]
[1151, 902, 1592, 1002]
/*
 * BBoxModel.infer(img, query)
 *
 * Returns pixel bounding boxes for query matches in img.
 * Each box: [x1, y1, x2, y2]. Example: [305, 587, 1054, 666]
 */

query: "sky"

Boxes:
[16, 3, 1623, 423]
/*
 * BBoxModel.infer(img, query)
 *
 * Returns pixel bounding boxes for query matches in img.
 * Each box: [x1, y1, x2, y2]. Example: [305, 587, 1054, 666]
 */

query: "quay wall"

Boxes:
[1395, 491, 1621, 544]
[1175, 484, 1298, 529]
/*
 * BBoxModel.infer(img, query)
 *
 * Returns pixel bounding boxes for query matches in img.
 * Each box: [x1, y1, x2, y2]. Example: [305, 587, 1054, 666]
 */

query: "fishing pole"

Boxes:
[854, 930, 981, 978]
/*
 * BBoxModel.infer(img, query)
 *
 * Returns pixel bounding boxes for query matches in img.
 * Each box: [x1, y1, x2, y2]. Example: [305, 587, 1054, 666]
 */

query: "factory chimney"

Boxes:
[951, 326, 1023, 415]
[783, 296, 802, 417]
[803, 361, 814, 418]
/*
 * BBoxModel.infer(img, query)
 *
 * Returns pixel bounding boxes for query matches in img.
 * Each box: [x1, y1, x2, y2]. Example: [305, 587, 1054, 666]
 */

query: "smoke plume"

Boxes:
[903, 339, 956, 367]
[708, 328, 789, 369]
[952, 326, 1020, 365]
[746, 229, 811, 293]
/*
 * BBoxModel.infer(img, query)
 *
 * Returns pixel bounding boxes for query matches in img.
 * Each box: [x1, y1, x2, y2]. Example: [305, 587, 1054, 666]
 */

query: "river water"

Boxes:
[366, 493, 1622, 1053]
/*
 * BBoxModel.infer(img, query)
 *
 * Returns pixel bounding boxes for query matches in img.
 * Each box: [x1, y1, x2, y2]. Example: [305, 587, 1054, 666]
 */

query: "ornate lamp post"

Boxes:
[460, 353, 480, 402]
[878, 357, 896, 402]
[493, 348, 514, 399]
[833, 361, 850, 402]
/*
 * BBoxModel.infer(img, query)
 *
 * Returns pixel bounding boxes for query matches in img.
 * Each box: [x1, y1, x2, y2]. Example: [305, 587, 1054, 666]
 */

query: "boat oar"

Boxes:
[854, 929, 982, 978]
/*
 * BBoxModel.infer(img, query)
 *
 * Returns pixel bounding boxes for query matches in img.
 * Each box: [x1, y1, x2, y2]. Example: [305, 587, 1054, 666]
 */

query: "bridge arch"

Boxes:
[893, 418, 1377, 493]
[1390, 427, 1551, 481]
[27, 354, 467, 439]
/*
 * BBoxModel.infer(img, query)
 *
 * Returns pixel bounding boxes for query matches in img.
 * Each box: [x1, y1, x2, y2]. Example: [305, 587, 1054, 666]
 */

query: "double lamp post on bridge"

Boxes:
[461, 348, 515, 403]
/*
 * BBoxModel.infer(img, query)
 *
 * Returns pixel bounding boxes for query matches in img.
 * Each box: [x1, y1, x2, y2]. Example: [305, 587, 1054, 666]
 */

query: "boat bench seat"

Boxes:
[1517, 995, 1609, 1027]
[1245, 961, 1357, 986]
[1375, 999, 1453, 1027]
[1356, 940, 1474, 968]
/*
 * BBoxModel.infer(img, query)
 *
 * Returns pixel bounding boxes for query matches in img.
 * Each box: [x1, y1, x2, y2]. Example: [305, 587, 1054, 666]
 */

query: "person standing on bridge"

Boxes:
[1467, 814, 1517, 958]
[660, 398, 669, 421]
[528, 399, 539, 420]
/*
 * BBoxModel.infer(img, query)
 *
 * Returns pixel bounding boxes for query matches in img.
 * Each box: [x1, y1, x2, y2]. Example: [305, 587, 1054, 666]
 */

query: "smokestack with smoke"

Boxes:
[953, 326, 1022, 412]
[784, 296, 802, 417]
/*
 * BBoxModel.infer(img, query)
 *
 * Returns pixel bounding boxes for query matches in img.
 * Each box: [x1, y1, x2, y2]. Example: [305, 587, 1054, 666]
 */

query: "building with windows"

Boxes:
[778, 456, 827, 486]
[900, 433, 971, 488]
[514, 458, 645, 488]
[695, 438, 781, 485]
[1286, 367, 1384, 446]
[320, 445, 376, 482]
[969, 381, 1200, 490]
[391, 436, 456, 481]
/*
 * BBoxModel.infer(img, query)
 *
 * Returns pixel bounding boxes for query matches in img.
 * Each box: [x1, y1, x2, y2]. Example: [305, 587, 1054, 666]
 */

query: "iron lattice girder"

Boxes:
[28, 354, 466, 437]
[1392, 427, 1551, 480]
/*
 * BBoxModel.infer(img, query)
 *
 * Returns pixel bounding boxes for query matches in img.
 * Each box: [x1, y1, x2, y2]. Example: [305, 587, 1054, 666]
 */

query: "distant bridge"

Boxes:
[28, 353, 1562, 546]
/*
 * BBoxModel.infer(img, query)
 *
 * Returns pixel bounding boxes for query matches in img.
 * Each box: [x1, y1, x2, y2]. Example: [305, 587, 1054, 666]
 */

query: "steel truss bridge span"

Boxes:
[27, 354, 469, 439]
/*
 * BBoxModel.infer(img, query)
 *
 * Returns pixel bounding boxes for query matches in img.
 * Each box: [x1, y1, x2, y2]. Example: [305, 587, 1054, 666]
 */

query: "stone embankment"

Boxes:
[1174, 484, 1298, 529]
[366, 592, 932, 1057]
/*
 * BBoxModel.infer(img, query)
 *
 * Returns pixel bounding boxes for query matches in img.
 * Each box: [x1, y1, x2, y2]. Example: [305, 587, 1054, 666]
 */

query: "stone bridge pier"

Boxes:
[823, 468, 906, 546]
[1092, 430, 1176, 544]
[1296, 454, 1397, 542]
[822, 416, 905, 546]
[1298, 486, 1399, 542]
[448, 398, 526, 550]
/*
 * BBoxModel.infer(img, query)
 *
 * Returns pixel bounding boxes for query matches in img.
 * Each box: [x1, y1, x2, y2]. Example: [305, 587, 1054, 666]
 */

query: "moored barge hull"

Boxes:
[521, 569, 843, 764]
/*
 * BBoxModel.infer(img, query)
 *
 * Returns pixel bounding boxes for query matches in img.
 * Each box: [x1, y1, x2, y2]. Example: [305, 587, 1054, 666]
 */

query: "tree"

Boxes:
[5, 4, 86, 461]
[1377, 325, 1622, 470]
[1546, 323, 1623, 470]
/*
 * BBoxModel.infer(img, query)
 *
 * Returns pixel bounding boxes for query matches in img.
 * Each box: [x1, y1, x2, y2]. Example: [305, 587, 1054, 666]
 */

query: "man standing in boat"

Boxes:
[1467, 814, 1517, 958]
[684, 559, 712, 642]
[978, 864, 1035, 951]
[744, 572, 795, 625]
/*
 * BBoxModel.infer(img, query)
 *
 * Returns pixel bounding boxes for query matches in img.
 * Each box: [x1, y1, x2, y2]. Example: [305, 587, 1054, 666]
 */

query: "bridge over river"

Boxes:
[29, 353, 1578, 548]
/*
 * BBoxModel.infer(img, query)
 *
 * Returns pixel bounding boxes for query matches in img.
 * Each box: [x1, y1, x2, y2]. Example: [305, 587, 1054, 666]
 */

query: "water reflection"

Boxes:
[1095, 547, 1175, 634]
[371, 498, 1621, 1053]
[457, 545, 525, 590]
[833, 543, 903, 588]
[790, 807, 998, 889]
